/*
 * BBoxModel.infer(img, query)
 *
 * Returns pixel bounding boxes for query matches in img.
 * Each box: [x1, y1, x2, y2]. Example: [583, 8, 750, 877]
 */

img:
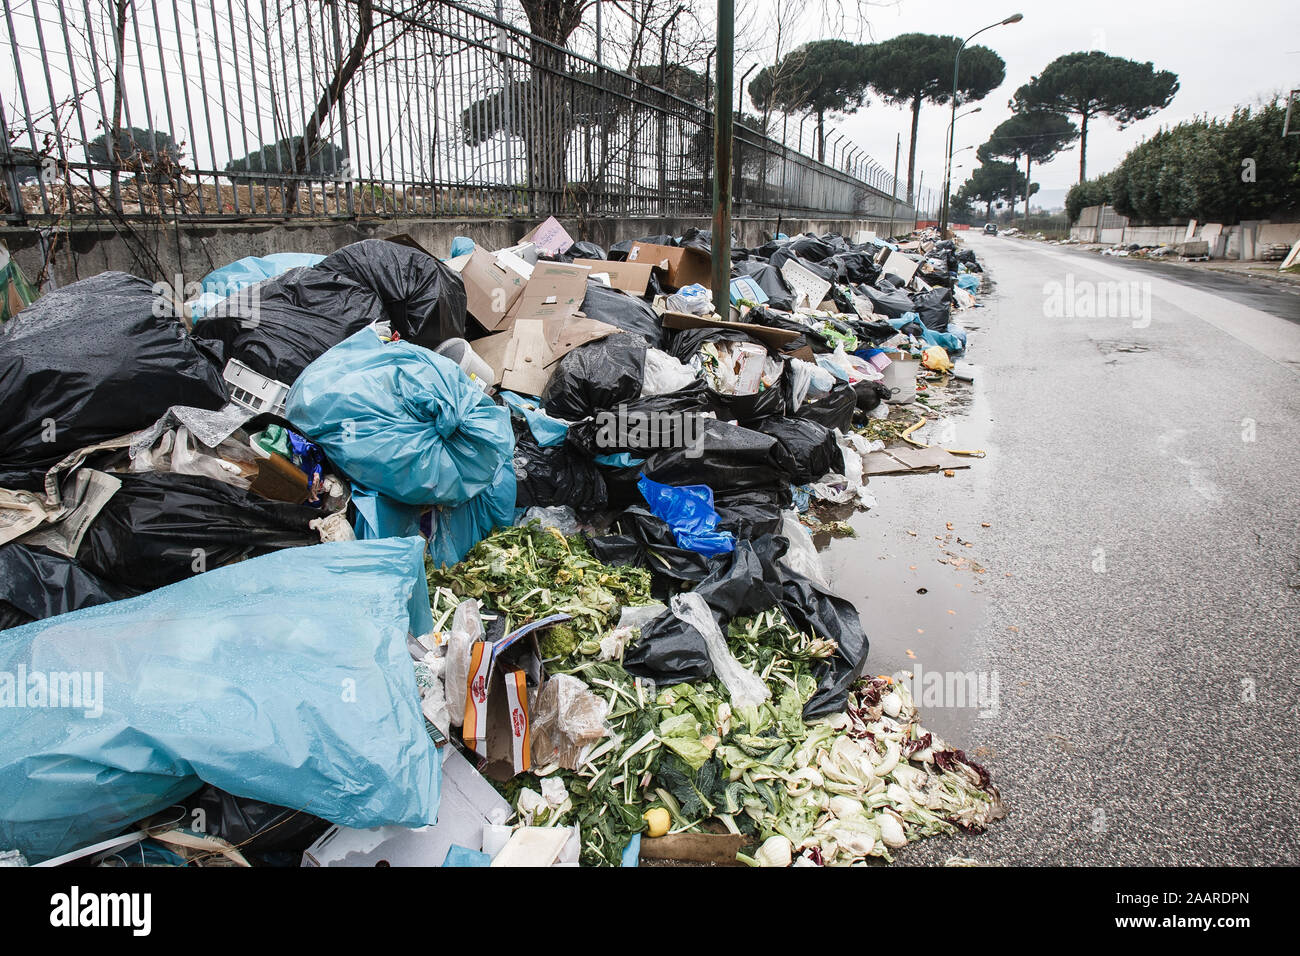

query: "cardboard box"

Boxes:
[301, 747, 511, 867]
[455, 247, 531, 331]
[575, 258, 653, 295]
[627, 242, 713, 289]
[469, 613, 571, 782]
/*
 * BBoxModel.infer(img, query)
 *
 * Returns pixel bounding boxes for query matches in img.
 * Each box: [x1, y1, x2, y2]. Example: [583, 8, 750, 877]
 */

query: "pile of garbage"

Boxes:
[0, 218, 996, 868]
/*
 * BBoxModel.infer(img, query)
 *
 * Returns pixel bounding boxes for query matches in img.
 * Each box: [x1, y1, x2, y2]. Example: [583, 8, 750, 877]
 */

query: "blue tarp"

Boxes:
[288, 329, 516, 565]
[0, 537, 441, 862]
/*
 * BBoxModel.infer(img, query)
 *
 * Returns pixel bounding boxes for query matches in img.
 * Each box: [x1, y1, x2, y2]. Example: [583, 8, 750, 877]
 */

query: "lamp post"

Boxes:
[939, 13, 1022, 233]
[938, 108, 980, 226]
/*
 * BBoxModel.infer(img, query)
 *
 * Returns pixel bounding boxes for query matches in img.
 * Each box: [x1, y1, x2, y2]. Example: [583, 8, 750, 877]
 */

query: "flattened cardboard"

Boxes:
[520, 216, 575, 256]
[864, 446, 972, 475]
[627, 242, 713, 289]
[475, 315, 618, 395]
[474, 319, 553, 396]
[574, 258, 653, 294]
[660, 310, 800, 352]
[506, 260, 590, 323]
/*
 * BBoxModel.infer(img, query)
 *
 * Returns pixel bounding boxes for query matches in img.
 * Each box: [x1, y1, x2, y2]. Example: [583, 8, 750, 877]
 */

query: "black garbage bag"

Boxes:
[666, 326, 765, 365]
[791, 381, 857, 431]
[75, 471, 321, 591]
[317, 239, 468, 348]
[852, 379, 891, 413]
[541, 333, 646, 421]
[596, 460, 648, 511]
[847, 318, 899, 344]
[579, 281, 663, 346]
[566, 240, 606, 260]
[565, 383, 710, 457]
[186, 786, 330, 859]
[731, 260, 795, 311]
[588, 506, 711, 585]
[914, 287, 953, 333]
[779, 569, 871, 719]
[827, 251, 880, 285]
[193, 266, 385, 384]
[752, 416, 842, 485]
[712, 487, 787, 539]
[513, 430, 609, 513]
[622, 607, 713, 683]
[773, 234, 835, 265]
[858, 280, 914, 318]
[0, 272, 229, 491]
[705, 378, 787, 425]
[0, 543, 134, 631]
[677, 227, 713, 253]
[623, 537, 870, 717]
[642, 418, 795, 492]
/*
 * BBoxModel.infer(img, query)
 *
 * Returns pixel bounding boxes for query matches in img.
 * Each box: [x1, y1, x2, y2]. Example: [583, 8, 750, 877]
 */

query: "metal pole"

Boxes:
[914, 169, 924, 231]
[712, 0, 734, 300]
[890, 132, 900, 232]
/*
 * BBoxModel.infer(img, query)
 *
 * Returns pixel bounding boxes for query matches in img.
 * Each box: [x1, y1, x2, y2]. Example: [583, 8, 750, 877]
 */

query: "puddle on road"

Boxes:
[818, 376, 1000, 745]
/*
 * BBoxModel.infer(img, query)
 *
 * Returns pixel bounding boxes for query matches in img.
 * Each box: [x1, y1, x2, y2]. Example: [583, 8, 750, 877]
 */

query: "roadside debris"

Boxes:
[0, 218, 994, 867]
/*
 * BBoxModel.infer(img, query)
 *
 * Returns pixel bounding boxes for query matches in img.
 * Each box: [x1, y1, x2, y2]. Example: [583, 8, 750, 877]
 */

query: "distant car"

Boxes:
[983, 223, 998, 235]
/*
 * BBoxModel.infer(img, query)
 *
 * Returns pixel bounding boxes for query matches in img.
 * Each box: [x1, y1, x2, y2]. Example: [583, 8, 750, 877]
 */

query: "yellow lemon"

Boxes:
[643, 807, 671, 838]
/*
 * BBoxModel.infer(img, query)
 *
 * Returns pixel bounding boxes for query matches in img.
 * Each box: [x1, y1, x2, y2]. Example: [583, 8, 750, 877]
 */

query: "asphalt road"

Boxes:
[825, 232, 1300, 865]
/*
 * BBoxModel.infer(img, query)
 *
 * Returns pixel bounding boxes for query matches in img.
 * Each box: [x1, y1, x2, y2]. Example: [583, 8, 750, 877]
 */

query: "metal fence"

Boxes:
[1, 0, 911, 225]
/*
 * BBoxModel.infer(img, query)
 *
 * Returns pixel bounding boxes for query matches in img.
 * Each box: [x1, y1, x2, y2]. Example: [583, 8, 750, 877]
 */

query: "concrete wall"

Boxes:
[2, 213, 916, 289]
[1069, 204, 1300, 260]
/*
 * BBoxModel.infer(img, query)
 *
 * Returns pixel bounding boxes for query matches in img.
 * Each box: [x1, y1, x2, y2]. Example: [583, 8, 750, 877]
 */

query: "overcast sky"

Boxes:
[740, 0, 1300, 210]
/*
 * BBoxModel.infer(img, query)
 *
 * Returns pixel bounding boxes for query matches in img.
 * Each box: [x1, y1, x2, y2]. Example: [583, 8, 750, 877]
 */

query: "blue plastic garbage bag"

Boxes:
[956, 273, 979, 292]
[500, 391, 568, 448]
[287, 329, 514, 507]
[450, 236, 476, 258]
[638, 475, 735, 556]
[200, 252, 326, 300]
[424, 457, 516, 568]
[0, 537, 441, 863]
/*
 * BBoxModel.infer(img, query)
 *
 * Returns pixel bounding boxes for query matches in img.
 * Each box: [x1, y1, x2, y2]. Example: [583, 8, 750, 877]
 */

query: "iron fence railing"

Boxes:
[1, 0, 912, 225]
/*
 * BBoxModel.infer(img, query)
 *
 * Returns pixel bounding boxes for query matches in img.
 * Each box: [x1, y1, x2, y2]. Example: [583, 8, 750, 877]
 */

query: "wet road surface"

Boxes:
[824, 232, 1300, 865]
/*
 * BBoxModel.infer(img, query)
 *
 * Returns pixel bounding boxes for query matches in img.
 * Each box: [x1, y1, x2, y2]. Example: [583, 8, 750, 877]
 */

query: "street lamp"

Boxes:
[939, 13, 1022, 232]
[938, 109, 979, 227]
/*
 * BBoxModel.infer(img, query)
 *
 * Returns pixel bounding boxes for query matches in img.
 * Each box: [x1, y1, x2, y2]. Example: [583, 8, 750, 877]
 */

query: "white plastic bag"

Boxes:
[670, 592, 768, 710]
[777, 511, 829, 588]
[444, 598, 484, 726]
[642, 348, 698, 395]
